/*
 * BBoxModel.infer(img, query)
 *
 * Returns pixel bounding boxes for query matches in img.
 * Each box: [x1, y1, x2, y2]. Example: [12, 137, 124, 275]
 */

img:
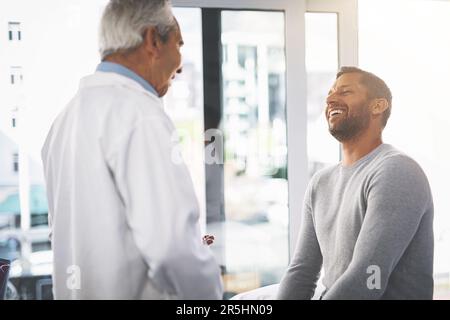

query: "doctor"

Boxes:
[42, 0, 223, 299]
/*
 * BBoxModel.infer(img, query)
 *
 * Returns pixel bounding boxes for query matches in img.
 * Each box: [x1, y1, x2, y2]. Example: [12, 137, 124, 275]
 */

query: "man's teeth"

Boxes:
[330, 110, 344, 116]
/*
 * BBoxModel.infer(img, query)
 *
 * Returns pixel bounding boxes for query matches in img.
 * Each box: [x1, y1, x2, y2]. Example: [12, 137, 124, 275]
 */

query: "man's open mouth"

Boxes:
[328, 108, 346, 119]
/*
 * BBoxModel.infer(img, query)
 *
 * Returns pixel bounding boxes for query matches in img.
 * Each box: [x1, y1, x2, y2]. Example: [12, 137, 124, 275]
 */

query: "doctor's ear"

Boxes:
[371, 98, 389, 116]
[142, 27, 162, 56]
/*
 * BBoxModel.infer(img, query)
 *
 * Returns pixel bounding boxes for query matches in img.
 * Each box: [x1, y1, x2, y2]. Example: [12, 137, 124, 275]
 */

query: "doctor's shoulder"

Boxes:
[100, 84, 167, 122]
[123, 88, 178, 139]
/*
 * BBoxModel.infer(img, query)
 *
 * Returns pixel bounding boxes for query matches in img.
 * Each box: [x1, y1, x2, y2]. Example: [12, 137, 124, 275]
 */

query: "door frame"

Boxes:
[306, 0, 358, 68]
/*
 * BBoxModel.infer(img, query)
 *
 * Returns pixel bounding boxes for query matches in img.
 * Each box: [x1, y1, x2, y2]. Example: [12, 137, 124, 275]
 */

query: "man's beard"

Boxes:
[328, 105, 371, 142]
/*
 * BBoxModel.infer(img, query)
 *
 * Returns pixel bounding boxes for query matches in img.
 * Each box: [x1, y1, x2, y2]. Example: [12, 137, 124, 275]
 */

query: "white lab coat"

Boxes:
[42, 71, 223, 300]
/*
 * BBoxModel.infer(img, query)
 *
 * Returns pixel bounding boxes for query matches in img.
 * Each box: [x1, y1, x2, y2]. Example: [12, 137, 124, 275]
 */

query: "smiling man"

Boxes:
[277, 66, 434, 300]
[42, 0, 222, 300]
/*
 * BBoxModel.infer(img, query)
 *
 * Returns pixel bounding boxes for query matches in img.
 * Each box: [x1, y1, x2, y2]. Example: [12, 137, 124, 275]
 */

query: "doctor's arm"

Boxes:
[107, 118, 223, 300]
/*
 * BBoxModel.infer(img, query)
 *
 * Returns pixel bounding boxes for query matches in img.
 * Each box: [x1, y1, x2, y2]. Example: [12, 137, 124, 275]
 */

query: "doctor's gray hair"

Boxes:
[99, 0, 176, 60]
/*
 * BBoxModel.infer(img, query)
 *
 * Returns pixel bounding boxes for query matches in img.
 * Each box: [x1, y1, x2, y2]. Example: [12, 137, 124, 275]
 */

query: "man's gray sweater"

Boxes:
[278, 144, 434, 299]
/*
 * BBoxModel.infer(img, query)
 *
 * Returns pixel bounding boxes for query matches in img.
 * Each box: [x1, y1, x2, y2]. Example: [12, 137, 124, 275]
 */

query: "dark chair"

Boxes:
[0, 258, 11, 300]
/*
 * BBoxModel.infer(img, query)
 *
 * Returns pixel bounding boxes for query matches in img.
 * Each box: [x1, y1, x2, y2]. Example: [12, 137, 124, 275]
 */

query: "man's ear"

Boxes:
[371, 98, 389, 115]
[142, 26, 161, 57]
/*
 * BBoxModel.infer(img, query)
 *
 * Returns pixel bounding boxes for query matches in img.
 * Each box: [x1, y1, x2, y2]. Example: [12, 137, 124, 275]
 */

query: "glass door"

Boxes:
[168, 0, 356, 297]
[172, 0, 305, 298]
[171, 0, 357, 298]
[219, 9, 288, 297]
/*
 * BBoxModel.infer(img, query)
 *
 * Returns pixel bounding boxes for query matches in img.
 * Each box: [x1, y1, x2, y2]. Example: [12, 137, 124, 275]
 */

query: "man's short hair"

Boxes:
[337, 66, 393, 128]
[99, 0, 176, 60]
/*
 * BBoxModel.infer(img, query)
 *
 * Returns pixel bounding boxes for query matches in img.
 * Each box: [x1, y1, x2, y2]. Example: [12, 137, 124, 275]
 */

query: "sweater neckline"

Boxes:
[339, 143, 388, 171]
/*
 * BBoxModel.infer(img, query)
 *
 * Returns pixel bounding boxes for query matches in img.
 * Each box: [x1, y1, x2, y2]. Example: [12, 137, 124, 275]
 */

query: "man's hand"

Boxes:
[202, 234, 215, 246]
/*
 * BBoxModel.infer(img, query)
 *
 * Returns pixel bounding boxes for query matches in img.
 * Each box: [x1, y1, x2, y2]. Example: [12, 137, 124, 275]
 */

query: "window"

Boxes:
[10, 66, 23, 85]
[1, 0, 110, 300]
[220, 10, 288, 297]
[167, 8, 289, 298]
[8, 22, 21, 41]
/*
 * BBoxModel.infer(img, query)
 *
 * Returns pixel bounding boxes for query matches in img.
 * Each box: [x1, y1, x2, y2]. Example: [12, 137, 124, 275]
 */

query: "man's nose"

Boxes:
[176, 66, 182, 74]
[326, 91, 338, 105]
